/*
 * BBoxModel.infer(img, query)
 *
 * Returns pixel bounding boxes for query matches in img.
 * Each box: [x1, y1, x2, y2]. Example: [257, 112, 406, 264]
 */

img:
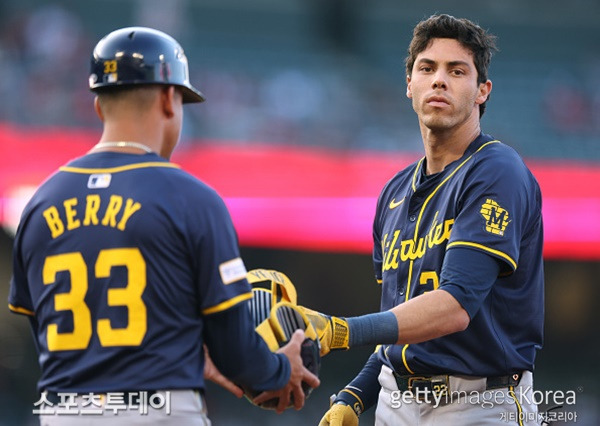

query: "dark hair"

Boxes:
[96, 85, 164, 115]
[405, 14, 498, 117]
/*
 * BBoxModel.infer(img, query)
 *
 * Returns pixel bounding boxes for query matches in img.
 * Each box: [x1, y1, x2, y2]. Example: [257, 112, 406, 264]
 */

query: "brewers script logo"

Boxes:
[480, 199, 510, 236]
[382, 211, 453, 271]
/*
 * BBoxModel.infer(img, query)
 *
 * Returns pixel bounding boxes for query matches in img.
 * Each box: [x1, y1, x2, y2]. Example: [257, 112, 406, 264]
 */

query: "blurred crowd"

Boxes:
[0, 2, 598, 159]
[0, 3, 422, 153]
[0, 5, 96, 127]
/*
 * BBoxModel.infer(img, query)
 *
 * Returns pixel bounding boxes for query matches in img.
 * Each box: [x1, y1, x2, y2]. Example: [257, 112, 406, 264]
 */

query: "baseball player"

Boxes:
[8, 27, 318, 425]
[303, 14, 544, 425]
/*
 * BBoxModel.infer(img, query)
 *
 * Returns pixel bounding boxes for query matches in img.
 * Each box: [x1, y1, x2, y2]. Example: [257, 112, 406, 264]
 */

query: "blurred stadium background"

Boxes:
[0, 0, 599, 425]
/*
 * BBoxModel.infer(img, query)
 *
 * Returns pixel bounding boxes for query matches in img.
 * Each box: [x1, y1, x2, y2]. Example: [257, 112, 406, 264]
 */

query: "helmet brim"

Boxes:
[181, 85, 205, 104]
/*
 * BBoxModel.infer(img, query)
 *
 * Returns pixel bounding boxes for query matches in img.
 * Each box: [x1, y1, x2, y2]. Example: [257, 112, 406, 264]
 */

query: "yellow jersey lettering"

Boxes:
[42, 194, 141, 237]
[442, 219, 454, 241]
[63, 198, 81, 231]
[383, 230, 401, 271]
[426, 211, 440, 249]
[426, 224, 436, 248]
[419, 271, 440, 293]
[383, 212, 454, 271]
[117, 198, 142, 231]
[432, 223, 444, 245]
[101, 195, 123, 227]
[400, 239, 415, 262]
[83, 194, 101, 226]
[43, 206, 65, 238]
[415, 237, 426, 259]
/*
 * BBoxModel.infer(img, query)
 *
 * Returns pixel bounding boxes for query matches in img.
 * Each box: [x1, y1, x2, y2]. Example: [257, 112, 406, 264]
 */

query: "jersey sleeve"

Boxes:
[336, 351, 383, 414]
[372, 194, 385, 285]
[186, 188, 252, 315]
[439, 247, 501, 319]
[8, 217, 35, 316]
[203, 303, 290, 391]
[447, 149, 540, 273]
[372, 173, 399, 285]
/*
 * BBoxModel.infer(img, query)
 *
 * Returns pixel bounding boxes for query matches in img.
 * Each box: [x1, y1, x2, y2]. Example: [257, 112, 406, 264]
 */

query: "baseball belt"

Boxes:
[393, 372, 523, 401]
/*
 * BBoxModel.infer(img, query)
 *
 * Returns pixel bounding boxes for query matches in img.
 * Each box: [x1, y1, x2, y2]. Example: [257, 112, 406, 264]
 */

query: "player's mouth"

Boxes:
[426, 95, 450, 108]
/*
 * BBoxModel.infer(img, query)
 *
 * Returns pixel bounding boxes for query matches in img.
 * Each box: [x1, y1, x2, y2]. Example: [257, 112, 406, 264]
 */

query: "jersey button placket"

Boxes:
[404, 194, 422, 301]
[399, 201, 417, 299]
[407, 192, 422, 223]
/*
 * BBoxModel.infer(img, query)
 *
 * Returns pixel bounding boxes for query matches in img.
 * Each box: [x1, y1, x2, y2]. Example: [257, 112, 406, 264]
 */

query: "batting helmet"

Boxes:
[89, 27, 205, 103]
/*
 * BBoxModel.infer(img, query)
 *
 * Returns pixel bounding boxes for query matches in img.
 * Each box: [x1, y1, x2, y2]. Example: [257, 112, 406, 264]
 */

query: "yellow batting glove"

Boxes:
[318, 402, 359, 426]
[298, 306, 349, 357]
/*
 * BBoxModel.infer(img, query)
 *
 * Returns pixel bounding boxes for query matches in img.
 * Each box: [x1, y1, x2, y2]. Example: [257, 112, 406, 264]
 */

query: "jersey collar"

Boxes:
[414, 132, 496, 189]
[463, 132, 496, 156]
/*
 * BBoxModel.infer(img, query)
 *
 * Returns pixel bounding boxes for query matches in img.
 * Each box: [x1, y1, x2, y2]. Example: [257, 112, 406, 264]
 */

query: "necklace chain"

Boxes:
[92, 141, 154, 154]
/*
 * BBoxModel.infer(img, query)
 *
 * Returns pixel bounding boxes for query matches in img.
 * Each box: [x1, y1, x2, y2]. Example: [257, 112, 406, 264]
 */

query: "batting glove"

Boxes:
[298, 306, 349, 357]
[318, 391, 361, 426]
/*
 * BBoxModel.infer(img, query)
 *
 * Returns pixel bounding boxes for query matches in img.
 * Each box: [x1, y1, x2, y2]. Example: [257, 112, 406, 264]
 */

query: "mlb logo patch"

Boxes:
[88, 173, 112, 189]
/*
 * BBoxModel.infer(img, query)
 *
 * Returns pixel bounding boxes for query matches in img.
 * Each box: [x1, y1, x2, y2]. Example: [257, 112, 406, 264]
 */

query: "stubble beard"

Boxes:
[417, 101, 476, 135]
[418, 108, 459, 133]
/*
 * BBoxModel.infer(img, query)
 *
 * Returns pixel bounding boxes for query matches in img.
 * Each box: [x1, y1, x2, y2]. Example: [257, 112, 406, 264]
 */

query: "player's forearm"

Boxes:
[389, 289, 470, 344]
[335, 351, 382, 414]
[303, 289, 469, 352]
[343, 249, 498, 347]
[342, 290, 468, 348]
[386, 247, 501, 344]
[204, 303, 290, 391]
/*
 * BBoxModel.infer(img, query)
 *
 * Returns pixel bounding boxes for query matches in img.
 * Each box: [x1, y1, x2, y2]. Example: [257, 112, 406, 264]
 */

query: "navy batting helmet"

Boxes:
[89, 27, 205, 103]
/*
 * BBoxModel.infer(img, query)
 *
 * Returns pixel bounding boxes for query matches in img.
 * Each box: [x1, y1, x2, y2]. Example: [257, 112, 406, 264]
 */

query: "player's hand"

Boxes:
[203, 345, 244, 398]
[319, 402, 359, 426]
[298, 306, 350, 357]
[252, 329, 320, 413]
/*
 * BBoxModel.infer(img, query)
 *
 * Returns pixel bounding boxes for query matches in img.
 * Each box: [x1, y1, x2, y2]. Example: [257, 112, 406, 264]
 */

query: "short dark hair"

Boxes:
[405, 14, 498, 117]
[96, 85, 163, 115]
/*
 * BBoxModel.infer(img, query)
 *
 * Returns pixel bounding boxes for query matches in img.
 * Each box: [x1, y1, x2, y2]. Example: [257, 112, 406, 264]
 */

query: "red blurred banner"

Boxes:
[1, 123, 599, 259]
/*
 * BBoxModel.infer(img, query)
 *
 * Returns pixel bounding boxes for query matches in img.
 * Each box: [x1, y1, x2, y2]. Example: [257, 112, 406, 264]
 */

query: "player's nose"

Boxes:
[431, 71, 448, 90]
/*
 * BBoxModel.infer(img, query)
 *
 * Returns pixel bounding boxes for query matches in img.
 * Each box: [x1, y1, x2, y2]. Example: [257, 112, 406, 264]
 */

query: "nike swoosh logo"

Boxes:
[389, 198, 405, 209]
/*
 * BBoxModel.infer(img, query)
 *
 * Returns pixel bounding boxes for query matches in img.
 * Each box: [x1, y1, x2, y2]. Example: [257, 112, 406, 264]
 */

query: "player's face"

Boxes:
[407, 38, 490, 132]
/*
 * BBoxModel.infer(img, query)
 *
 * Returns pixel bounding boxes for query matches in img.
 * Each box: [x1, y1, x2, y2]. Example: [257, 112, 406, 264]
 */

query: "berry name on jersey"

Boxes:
[42, 193, 142, 239]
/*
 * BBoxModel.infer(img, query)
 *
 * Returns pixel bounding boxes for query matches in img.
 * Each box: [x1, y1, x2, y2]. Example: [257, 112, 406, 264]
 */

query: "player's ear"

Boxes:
[93, 96, 104, 122]
[475, 80, 492, 105]
[160, 86, 177, 119]
[406, 74, 413, 99]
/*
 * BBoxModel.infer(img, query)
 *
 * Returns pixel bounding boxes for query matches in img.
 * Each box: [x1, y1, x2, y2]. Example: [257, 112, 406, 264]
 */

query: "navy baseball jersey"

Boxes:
[373, 133, 544, 376]
[9, 152, 252, 393]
